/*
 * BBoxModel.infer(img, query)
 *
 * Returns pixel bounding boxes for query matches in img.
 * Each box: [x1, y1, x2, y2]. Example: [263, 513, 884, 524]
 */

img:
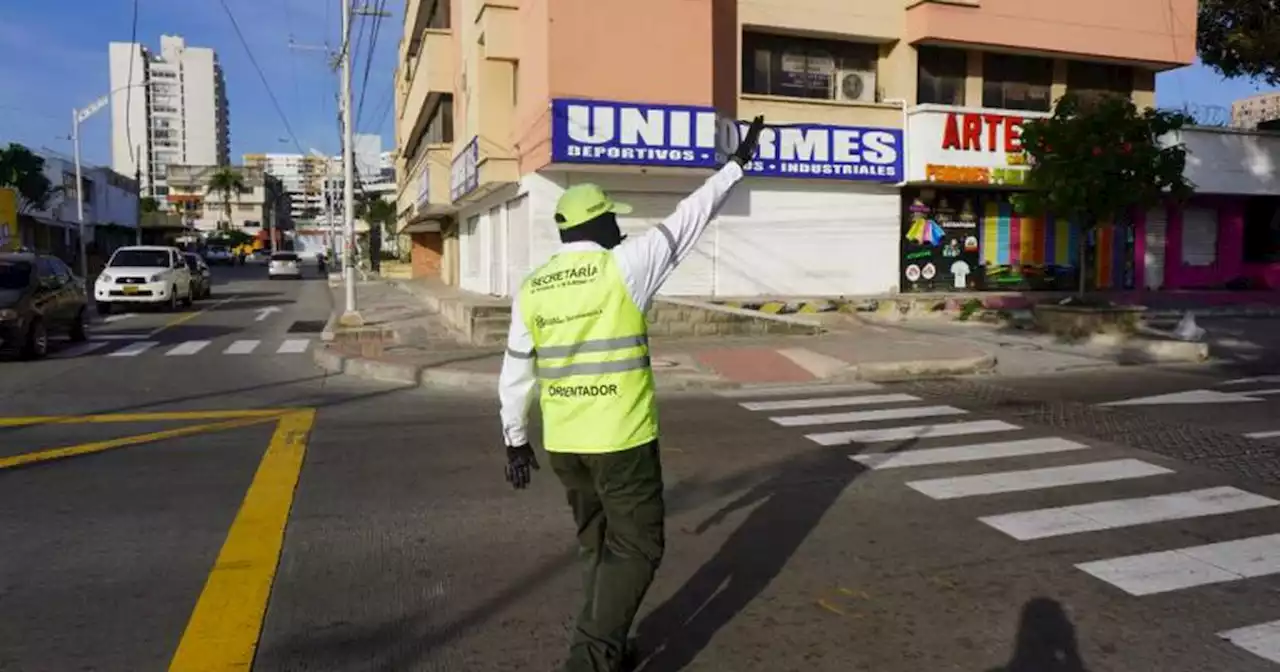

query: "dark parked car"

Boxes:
[184, 253, 212, 300]
[0, 252, 89, 359]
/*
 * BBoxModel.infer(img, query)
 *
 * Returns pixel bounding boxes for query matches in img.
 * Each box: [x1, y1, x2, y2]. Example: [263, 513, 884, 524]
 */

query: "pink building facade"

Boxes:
[397, 0, 1208, 297]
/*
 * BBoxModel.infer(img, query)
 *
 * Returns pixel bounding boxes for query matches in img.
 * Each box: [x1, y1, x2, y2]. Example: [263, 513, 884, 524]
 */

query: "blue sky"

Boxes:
[0, 0, 398, 167]
[0, 2, 1274, 169]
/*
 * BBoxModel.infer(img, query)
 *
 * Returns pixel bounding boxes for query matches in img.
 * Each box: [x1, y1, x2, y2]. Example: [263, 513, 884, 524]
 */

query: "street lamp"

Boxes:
[72, 81, 152, 284]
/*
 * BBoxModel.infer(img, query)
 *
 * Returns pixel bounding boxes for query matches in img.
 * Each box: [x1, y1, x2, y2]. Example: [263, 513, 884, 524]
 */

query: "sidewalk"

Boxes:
[315, 280, 997, 391]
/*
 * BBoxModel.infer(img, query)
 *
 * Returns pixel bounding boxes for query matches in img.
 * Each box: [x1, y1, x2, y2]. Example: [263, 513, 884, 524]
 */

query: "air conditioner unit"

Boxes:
[834, 69, 876, 103]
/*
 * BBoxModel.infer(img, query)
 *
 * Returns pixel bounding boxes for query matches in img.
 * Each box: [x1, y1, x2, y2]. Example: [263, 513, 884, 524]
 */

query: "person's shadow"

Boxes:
[633, 444, 882, 671]
[989, 597, 1089, 672]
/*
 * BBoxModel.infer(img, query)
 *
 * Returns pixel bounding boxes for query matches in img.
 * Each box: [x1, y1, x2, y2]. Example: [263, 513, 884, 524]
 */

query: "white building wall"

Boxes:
[108, 35, 229, 200]
[459, 170, 901, 298]
[108, 42, 149, 186]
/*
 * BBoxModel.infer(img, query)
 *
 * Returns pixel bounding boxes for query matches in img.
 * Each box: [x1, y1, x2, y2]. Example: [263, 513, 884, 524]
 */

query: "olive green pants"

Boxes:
[549, 440, 665, 672]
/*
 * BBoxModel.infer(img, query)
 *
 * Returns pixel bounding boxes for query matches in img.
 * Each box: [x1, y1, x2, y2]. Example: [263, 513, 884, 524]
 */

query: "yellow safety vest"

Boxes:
[518, 250, 658, 454]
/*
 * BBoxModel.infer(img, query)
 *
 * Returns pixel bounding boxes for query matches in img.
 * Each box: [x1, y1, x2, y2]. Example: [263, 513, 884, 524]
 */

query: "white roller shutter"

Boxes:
[505, 195, 530, 295]
[460, 214, 482, 290]
[1182, 206, 1218, 267]
[1144, 206, 1167, 289]
[615, 192, 714, 296]
[715, 182, 900, 296]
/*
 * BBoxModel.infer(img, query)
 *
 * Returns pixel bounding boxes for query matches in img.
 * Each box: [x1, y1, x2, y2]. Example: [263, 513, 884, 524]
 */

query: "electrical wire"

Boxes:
[354, 0, 387, 130]
[123, 0, 140, 178]
[216, 0, 307, 156]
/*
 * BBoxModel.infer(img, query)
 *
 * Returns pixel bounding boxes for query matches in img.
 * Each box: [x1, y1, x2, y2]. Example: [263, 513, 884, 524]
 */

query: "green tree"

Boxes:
[1013, 94, 1194, 295]
[205, 166, 246, 231]
[357, 193, 396, 238]
[0, 143, 57, 213]
[1197, 0, 1280, 84]
[139, 196, 161, 213]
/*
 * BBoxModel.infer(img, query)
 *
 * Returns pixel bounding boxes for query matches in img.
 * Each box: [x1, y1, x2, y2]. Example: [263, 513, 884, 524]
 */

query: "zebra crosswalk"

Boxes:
[719, 381, 1280, 666]
[50, 337, 314, 360]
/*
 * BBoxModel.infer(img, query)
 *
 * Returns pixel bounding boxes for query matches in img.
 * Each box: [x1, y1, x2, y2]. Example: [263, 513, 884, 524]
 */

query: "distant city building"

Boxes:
[164, 164, 287, 236]
[1231, 91, 1280, 129]
[243, 152, 331, 223]
[108, 35, 231, 201]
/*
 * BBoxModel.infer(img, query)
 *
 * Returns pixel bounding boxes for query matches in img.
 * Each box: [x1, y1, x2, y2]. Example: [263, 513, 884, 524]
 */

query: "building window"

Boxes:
[982, 53, 1053, 112]
[1067, 61, 1133, 106]
[425, 94, 454, 145]
[742, 32, 879, 103]
[427, 0, 450, 29]
[917, 46, 966, 106]
[1243, 196, 1280, 264]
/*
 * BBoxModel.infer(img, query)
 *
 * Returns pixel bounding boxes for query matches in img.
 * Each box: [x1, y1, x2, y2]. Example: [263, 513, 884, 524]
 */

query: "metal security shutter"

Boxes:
[615, 192, 714, 296]
[1182, 206, 1218, 267]
[505, 195, 530, 296]
[487, 205, 505, 295]
[1144, 206, 1167, 289]
[460, 214, 482, 290]
[715, 184, 900, 296]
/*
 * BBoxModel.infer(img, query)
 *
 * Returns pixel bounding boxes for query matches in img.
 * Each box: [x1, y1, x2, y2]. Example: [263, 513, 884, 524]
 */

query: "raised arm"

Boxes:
[613, 116, 765, 307]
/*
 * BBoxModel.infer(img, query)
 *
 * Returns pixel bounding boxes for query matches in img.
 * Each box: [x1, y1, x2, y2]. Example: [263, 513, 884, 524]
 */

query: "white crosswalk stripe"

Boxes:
[224, 340, 261, 355]
[48, 337, 315, 359]
[166, 340, 211, 356]
[1077, 533, 1280, 595]
[907, 459, 1173, 500]
[980, 487, 1278, 540]
[1219, 620, 1280, 664]
[108, 341, 157, 357]
[729, 381, 1280, 661]
[851, 437, 1090, 470]
[277, 339, 310, 354]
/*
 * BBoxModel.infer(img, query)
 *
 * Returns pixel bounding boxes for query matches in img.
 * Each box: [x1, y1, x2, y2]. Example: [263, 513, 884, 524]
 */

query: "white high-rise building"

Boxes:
[243, 151, 334, 222]
[108, 35, 230, 201]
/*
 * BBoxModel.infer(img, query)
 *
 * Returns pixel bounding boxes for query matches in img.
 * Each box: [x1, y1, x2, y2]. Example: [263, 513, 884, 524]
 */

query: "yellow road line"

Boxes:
[148, 295, 239, 338]
[169, 409, 317, 672]
[0, 416, 280, 470]
[0, 409, 292, 428]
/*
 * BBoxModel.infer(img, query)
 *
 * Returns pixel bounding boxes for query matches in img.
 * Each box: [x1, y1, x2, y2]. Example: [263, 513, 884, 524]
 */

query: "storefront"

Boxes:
[901, 104, 1136, 292]
[449, 98, 906, 298]
[1144, 127, 1280, 290]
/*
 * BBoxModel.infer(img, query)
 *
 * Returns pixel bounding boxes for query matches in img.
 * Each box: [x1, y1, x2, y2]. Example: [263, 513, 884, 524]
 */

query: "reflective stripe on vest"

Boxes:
[519, 250, 658, 454]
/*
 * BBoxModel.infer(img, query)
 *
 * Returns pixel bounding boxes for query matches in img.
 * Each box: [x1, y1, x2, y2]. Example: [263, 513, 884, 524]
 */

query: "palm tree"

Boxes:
[205, 167, 246, 231]
[357, 194, 397, 271]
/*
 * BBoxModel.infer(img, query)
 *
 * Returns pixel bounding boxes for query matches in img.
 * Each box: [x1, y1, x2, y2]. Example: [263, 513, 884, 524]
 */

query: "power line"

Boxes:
[123, 0, 140, 174]
[354, 0, 387, 130]
[216, 0, 306, 156]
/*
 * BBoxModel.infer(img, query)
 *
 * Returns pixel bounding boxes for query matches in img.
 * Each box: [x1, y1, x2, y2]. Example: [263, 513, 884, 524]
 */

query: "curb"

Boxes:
[852, 354, 998, 381]
[713, 299, 839, 316]
[315, 344, 999, 392]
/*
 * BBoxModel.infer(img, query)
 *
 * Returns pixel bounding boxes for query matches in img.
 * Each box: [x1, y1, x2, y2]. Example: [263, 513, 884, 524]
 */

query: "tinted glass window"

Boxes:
[47, 257, 74, 283]
[36, 258, 63, 286]
[110, 249, 171, 267]
[0, 261, 32, 289]
[184, 255, 200, 270]
[271, 253, 299, 261]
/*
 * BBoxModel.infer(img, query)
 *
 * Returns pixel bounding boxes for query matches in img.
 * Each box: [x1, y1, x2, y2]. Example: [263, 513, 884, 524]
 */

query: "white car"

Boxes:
[94, 246, 194, 315]
[268, 252, 303, 279]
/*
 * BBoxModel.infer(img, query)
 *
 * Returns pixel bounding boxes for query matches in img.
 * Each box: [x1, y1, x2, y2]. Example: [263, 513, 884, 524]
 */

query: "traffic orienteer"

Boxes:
[498, 115, 767, 671]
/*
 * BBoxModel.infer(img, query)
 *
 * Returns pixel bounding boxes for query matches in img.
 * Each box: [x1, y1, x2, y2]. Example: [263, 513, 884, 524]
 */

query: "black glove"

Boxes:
[504, 443, 540, 490]
[730, 115, 766, 166]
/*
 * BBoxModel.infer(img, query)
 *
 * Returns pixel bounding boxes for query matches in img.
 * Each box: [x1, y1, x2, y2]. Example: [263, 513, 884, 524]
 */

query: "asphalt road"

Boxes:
[2, 273, 1279, 672]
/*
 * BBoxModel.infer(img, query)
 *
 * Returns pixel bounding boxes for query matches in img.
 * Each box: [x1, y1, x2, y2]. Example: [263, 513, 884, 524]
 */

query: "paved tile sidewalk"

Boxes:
[316, 281, 997, 390]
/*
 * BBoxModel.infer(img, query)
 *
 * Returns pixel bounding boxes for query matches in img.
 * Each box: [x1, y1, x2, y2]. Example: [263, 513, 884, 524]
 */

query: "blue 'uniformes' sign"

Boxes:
[551, 98, 903, 183]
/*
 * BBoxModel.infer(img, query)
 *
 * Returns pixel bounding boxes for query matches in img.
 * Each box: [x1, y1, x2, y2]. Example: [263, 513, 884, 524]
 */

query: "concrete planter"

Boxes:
[1032, 303, 1147, 339]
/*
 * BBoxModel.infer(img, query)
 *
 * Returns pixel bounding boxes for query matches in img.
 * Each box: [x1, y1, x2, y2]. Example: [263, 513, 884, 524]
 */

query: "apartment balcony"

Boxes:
[400, 29, 454, 128]
[476, 2, 518, 62]
[905, 0, 1196, 67]
[401, 0, 449, 64]
[449, 136, 518, 207]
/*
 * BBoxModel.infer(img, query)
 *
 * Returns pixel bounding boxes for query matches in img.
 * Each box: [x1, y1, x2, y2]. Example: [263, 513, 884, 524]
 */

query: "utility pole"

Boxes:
[336, 2, 391, 325]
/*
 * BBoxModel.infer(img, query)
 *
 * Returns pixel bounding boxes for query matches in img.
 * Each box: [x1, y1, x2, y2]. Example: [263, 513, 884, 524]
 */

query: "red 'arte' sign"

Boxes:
[940, 112, 1026, 153]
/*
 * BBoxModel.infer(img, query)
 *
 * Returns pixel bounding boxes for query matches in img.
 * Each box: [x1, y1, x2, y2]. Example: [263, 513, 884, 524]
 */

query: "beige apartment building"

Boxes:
[395, 0, 1195, 296]
[164, 164, 288, 237]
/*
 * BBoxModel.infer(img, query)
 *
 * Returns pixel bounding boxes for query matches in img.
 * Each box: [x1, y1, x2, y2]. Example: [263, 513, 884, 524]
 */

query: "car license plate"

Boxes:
[122, 285, 140, 295]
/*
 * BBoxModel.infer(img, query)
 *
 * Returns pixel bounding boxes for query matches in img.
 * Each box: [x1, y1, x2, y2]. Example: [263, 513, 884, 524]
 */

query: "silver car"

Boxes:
[267, 252, 303, 279]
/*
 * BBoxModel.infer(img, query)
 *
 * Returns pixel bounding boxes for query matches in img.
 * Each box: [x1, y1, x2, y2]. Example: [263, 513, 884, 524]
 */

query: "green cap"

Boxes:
[554, 183, 633, 230]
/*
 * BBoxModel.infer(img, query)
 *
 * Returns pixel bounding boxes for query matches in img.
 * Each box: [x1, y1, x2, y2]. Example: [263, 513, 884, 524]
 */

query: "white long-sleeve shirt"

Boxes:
[498, 161, 745, 446]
